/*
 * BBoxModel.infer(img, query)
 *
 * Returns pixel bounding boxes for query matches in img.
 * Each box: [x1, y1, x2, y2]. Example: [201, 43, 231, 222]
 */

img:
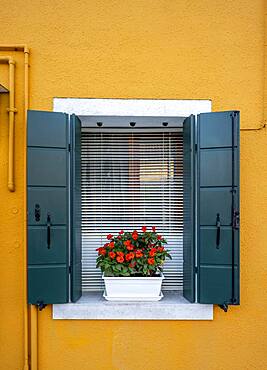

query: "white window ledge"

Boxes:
[53, 292, 213, 320]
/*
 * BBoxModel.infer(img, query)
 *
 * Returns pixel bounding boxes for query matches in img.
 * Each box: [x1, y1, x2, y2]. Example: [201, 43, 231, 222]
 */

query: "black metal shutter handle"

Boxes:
[47, 213, 51, 249]
[216, 213, 221, 249]
[233, 209, 240, 229]
[35, 204, 41, 222]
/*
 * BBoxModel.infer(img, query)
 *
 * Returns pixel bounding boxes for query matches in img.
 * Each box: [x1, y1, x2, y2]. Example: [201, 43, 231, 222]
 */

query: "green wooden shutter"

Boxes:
[183, 115, 196, 303]
[27, 110, 70, 305]
[197, 111, 240, 307]
[70, 114, 82, 302]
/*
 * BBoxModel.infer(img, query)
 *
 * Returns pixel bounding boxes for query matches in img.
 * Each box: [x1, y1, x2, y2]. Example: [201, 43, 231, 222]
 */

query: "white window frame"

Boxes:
[53, 98, 213, 320]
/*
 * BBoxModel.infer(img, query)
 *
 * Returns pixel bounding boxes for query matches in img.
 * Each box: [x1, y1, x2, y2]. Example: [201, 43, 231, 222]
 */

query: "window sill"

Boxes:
[53, 291, 213, 320]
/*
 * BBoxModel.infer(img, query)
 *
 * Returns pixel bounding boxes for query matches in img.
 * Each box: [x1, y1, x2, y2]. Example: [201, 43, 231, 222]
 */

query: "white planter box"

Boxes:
[103, 273, 164, 301]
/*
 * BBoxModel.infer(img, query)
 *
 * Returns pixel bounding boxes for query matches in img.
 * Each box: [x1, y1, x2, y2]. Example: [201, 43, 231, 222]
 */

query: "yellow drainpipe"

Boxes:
[0, 45, 33, 370]
[0, 56, 17, 192]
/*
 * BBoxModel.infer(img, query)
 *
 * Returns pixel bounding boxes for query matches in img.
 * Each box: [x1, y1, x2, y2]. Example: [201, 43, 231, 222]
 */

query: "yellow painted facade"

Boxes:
[0, 1, 267, 369]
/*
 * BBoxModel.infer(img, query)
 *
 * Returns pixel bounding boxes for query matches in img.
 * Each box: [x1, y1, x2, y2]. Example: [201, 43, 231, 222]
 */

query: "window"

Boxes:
[81, 126, 183, 292]
[27, 99, 240, 319]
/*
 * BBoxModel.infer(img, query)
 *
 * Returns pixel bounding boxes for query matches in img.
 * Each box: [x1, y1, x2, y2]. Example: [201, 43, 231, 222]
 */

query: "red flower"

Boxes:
[157, 246, 164, 252]
[116, 256, 124, 263]
[132, 230, 139, 240]
[119, 230, 124, 235]
[142, 226, 147, 232]
[104, 243, 109, 247]
[129, 262, 136, 268]
[109, 251, 116, 259]
[157, 235, 162, 240]
[135, 250, 143, 258]
[124, 240, 131, 247]
[96, 246, 105, 252]
[126, 252, 135, 261]
[98, 248, 106, 256]
[117, 251, 124, 257]
[117, 235, 122, 240]
[148, 258, 155, 265]
[107, 234, 113, 240]
[149, 248, 157, 257]
[109, 241, 115, 248]
[152, 226, 156, 232]
[124, 240, 134, 250]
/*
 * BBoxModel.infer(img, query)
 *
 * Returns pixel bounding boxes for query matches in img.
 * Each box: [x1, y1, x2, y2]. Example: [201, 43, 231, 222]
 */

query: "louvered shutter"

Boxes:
[70, 114, 82, 302]
[27, 110, 82, 305]
[183, 115, 196, 303]
[197, 111, 240, 307]
[27, 110, 69, 305]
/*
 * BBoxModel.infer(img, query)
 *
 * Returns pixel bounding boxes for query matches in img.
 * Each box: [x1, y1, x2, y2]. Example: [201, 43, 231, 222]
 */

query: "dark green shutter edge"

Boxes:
[197, 111, 240, 308]
[27, 110, 70, 306]
[70, 114, 82, 302]
[183, 115, 196, 303]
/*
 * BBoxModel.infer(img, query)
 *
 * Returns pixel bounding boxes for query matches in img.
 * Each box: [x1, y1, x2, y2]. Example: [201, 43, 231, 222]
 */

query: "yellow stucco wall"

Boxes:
[1, 1, 267, 369]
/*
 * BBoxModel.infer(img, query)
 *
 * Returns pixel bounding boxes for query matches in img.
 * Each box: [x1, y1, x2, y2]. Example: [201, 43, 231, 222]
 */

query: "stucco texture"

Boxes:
[0, 1, 267, 369]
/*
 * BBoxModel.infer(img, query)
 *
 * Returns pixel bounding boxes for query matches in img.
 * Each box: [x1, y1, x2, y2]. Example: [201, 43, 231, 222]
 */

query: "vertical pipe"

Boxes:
[0, 46, 31, 370]
[264, 9, 267, 125]
[23, 47, 30, 370]
[24, 48, 29, 122]
[30, 305, 38, 370]
[7, 59, 15, 192]
[0, 56, 16, 192]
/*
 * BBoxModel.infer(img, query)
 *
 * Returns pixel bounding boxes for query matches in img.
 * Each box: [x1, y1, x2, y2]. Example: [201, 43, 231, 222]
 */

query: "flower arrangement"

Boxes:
[96, 226, 171, 277]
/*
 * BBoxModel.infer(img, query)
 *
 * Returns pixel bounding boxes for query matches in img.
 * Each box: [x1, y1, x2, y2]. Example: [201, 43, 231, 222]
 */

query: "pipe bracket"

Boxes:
[7, 107, 18, 113]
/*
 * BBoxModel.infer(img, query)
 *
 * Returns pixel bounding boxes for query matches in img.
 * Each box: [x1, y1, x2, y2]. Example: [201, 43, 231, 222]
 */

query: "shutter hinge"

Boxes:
[194, 266, 198, 274]
[195, 143, 197, 151]
[68, 143, 71, 152]
[36, 301, 47, 311]
[233, 209, 240, 229]
[69, 266, 72, 274]
[218, 303, 228, 312]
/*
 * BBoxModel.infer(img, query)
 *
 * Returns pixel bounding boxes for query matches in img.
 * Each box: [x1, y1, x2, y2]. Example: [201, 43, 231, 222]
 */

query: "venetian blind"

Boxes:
[81, 130, 183, 291]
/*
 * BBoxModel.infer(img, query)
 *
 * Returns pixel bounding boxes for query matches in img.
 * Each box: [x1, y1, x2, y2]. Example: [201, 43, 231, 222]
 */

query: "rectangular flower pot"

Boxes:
[102, 273, 164, 301]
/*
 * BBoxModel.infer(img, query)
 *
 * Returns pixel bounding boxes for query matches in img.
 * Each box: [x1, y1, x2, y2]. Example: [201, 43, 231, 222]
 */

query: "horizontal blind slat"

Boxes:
[81, 130, 183, 292]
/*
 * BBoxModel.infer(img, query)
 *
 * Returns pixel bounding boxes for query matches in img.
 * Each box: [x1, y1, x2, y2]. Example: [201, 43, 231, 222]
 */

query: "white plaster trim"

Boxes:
[53, 98, 211, 117]
[53, 292, 213, 320]
[52, 98, 213, 320]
